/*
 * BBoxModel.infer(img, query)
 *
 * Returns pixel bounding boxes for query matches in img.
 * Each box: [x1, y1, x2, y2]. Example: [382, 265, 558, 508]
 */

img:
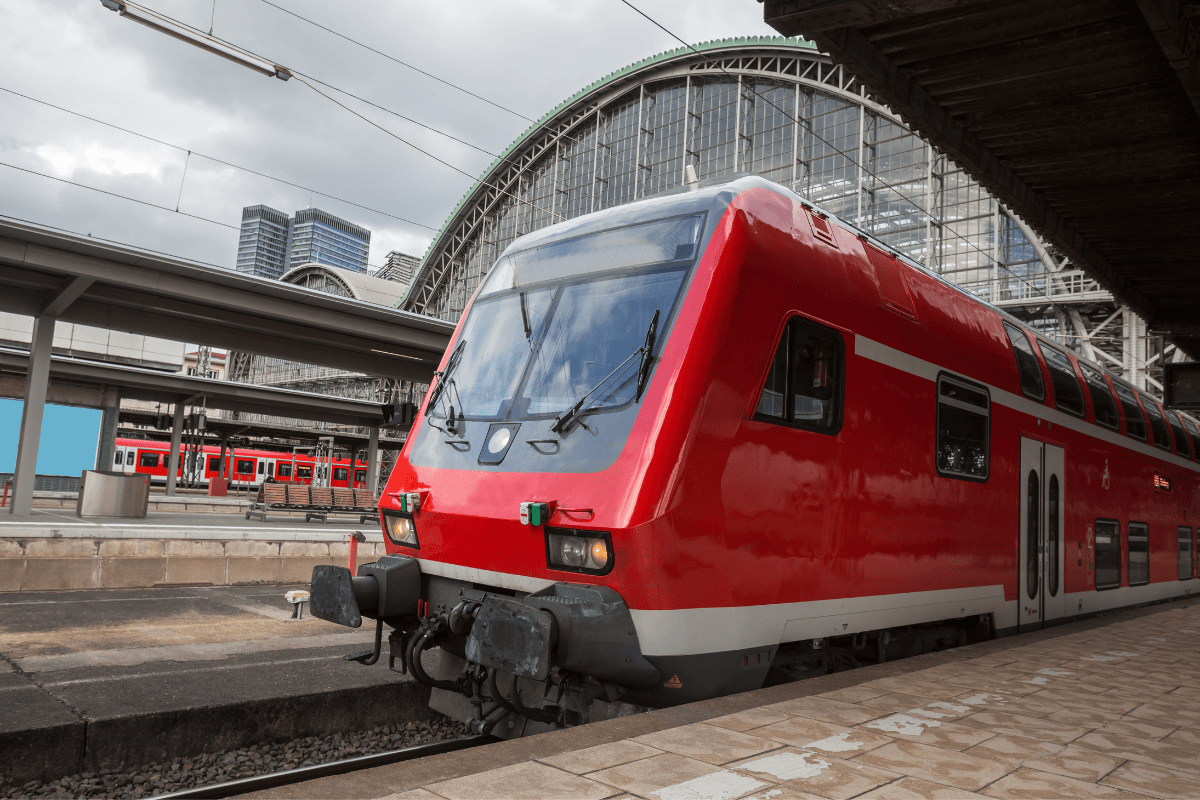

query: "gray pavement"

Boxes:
[0, 585, 430, 784]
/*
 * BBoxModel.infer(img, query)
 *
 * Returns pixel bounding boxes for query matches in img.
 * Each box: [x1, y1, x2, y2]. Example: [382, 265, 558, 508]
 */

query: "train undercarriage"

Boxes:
[310, 555, 996, 739]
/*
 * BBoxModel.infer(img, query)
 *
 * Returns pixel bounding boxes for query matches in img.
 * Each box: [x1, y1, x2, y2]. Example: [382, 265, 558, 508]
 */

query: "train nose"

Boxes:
[309, 555, 421, 627]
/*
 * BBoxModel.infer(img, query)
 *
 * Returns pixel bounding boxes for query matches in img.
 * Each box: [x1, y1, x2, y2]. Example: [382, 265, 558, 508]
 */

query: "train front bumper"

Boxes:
[309, 555, 420, 627]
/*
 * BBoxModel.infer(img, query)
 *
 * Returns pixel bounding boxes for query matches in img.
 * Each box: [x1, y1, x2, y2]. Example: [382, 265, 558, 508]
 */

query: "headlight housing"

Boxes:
[545, 528, 612, 575]
[381, 509, 419, 549]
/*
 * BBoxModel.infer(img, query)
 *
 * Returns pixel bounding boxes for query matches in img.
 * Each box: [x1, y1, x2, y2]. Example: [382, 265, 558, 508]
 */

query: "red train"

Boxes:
[113, 438, 369, 489]
[310, 176, 1200, 738]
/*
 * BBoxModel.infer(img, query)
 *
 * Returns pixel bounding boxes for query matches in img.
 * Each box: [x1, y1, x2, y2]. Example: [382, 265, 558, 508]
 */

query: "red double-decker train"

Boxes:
[310, 176, 1199, 738]
[112, 438, 369, 489]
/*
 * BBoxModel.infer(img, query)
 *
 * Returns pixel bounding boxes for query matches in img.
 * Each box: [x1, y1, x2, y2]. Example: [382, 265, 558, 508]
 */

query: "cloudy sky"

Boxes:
[0, 0, 778, 271]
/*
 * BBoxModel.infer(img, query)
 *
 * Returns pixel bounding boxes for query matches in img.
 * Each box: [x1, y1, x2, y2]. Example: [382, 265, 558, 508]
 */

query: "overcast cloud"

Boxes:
[0, 0, 777, 270]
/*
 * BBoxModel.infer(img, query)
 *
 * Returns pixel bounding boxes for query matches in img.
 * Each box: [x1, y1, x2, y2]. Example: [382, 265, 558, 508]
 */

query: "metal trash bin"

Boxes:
[77, 470, 150, 518]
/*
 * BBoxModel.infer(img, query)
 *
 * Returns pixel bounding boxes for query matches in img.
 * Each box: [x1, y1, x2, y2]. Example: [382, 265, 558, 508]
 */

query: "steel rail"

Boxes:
[156, 735, 489, 799]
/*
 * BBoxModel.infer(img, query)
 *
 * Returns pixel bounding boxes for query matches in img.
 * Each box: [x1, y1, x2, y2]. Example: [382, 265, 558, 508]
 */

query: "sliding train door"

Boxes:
[1019, 438, 1066, 631]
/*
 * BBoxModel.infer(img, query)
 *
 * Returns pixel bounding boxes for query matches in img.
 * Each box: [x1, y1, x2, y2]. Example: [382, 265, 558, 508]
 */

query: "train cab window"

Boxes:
[236, 459, 255, 475]
[296, 465, 313, 479]
[139, 452, 159, 468]
[1079, 364, 1120, 430]
[753, 317, 843, 434]
[1141, 396, 1172, 451]
[1037, 344, 1085, 418]
[936, 375, 989, 481]
[1128, 522, 1150, 586]
[1167, 411, 1192, 459]
[1179, 527, 1193, 581]
[1003, 323, 1045, 401]
[333, 467, 348, 481]
[1095, 519, 1120, 590]
[1112, 382, 1148, 441]
[277, 463, 293, 478]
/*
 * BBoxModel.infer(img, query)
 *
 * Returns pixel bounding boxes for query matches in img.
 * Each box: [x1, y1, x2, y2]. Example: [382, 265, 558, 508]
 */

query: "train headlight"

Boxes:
[545, 528, 612, 575]
[381, 509, 419, 549]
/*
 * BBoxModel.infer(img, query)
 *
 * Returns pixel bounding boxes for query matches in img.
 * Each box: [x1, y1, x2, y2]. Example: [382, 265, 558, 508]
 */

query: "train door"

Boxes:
[1019, 438, 1066, 630]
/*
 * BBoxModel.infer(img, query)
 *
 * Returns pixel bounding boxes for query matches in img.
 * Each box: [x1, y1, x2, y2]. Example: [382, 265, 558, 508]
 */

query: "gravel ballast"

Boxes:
[1, 717, 467, 799]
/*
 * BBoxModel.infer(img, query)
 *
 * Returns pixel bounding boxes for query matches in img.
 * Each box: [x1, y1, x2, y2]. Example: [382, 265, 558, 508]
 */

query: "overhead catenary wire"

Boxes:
[0, 85, 440, 233]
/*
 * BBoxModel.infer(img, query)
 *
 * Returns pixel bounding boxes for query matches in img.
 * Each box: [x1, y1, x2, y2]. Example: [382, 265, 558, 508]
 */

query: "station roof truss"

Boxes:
[402, 37, 1071, 338]
[761, 0, 1200, 360]
[0, 219, 454, 382]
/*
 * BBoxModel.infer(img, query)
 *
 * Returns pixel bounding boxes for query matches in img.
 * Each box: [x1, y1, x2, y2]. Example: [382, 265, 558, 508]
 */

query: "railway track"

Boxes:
[158, 735, 490, 799]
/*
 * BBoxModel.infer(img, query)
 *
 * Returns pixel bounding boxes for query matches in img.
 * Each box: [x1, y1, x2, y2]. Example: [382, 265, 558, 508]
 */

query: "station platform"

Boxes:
[0, 584, 432, 785]
[0, 510, 380, 592]
[254, 597, 1200, 800]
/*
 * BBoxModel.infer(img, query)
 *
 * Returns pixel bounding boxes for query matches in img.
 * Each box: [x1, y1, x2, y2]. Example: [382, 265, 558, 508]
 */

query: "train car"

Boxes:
[309, 176, 1199, 738]
[112, 438, 368, 488]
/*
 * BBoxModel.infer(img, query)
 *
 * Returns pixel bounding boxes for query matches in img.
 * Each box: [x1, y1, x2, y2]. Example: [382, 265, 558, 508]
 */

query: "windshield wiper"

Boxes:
[551, 310, 661, 435]
[425, 339, 466, 417]
[635, 309, 659, 401]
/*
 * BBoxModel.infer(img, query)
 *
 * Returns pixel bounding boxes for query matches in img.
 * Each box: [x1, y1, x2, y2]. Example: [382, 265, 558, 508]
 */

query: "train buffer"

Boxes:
[285, 589, 310, 620]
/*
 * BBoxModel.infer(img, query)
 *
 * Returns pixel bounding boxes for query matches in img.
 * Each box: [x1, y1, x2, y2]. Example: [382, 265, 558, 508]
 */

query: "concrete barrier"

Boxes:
[20, 491, 255, 514]
[0, 530, 387, 591]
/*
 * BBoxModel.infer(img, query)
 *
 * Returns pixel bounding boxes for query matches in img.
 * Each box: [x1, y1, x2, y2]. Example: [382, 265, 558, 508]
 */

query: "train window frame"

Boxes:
[935, 373, 990, 483]
[1111, 381, 1148, 442]
[277, 463, 293, 478]
[1166, 411, 1193, 459]
[207, 456, 222, 473]
[1140, 395, 1172, 451]
[1037, 343, 1086, 418]
[333, 467, 349, 481]
[236, 459, 255, 475]
[1178, 527, 1193, 581]
[1003, 323, 1046, 402]
[1079, 363, 1121, 431]
[752, 316, 845, 436]
[139, 452, 159, 468]
[1128, 522, 1150, 586]
[1094, 519, 1121, 591]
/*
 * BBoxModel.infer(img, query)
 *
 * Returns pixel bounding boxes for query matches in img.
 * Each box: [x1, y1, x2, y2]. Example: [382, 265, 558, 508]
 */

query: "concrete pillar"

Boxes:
[10, 317, 56, 516]
[348, 446, 359, 488]
[165, 401, 185, 496]
[366, 426, 381, 494]
[94, 391, 120, 472]
[217, 438, 228, 480]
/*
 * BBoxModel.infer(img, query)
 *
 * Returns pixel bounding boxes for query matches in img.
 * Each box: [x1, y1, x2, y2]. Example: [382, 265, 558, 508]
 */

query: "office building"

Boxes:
[235, 205, 291, 280]
[286, 208, 371, 274]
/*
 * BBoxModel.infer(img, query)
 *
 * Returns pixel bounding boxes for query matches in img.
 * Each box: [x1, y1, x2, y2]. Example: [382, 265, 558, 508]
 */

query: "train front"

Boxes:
[307, 187, 734, 736]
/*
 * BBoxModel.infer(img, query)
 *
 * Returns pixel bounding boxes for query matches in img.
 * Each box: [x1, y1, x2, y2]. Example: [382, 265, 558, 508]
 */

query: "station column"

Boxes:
[10, 317, 56, 516]
[165, 402, 185, 496]
[366, 425, 380, 494]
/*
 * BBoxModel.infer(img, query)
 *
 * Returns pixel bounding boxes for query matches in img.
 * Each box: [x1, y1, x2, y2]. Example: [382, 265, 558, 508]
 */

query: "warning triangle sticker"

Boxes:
[664, 674, 682, 688]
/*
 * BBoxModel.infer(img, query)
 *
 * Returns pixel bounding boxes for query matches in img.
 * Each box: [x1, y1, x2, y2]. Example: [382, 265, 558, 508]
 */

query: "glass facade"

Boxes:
[407, 41, 1058, 327]
[235, 205, 291, 280]
[287, 208, 371, 274]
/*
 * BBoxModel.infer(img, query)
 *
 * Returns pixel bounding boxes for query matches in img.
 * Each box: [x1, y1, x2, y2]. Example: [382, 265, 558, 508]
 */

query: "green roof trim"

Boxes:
[418, 36, 817, 266]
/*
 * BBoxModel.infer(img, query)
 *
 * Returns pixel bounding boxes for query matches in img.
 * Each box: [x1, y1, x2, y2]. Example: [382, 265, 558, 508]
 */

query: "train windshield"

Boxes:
[432, 214, 703, 422]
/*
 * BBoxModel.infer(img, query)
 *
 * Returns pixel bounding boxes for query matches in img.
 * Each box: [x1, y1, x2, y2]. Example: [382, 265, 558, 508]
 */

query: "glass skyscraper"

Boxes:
[235, 205, 291, 280]
[234, 206, 371, 279]
[286, 209, 371, 274]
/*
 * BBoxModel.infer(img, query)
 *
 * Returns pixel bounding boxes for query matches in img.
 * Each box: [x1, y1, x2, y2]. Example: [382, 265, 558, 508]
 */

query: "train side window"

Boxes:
[207, 457, 221, 472]
[1112, 382, 1148, 441]
[1003, 323, 1045, 401]
[139, 452, 159, 468]
[1095, 519, 1120, 590]
[1167, 411, 1192, 459]
[334, 467, 349, 481]
[1037, 343, 1085, 417]
[1128, 522, 1149, 586]
[1141, 396, 1172, 451]
[355, 469, 366, 483]
[935, 374, 989, 481]
[114, 451, 123, 465]
[753, 317, 843, 434]
[277, 463, 293, 478]
[296, 465, 313, 479]
[1179, 527, 1193, 581]
[1079, 364, 1120, 430]
[1184, 417, 1200, 457]
[258, 461, 265, 474]
[236, 459, 255, 475]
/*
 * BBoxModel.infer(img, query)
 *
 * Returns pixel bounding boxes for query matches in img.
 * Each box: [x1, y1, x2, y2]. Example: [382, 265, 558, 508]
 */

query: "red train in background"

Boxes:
[309, 176, 1200, 738]
[112, 437, 369, 489]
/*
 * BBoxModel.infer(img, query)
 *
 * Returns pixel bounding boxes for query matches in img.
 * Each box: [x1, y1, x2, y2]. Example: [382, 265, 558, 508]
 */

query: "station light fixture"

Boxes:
[99, 1, 292, 81]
